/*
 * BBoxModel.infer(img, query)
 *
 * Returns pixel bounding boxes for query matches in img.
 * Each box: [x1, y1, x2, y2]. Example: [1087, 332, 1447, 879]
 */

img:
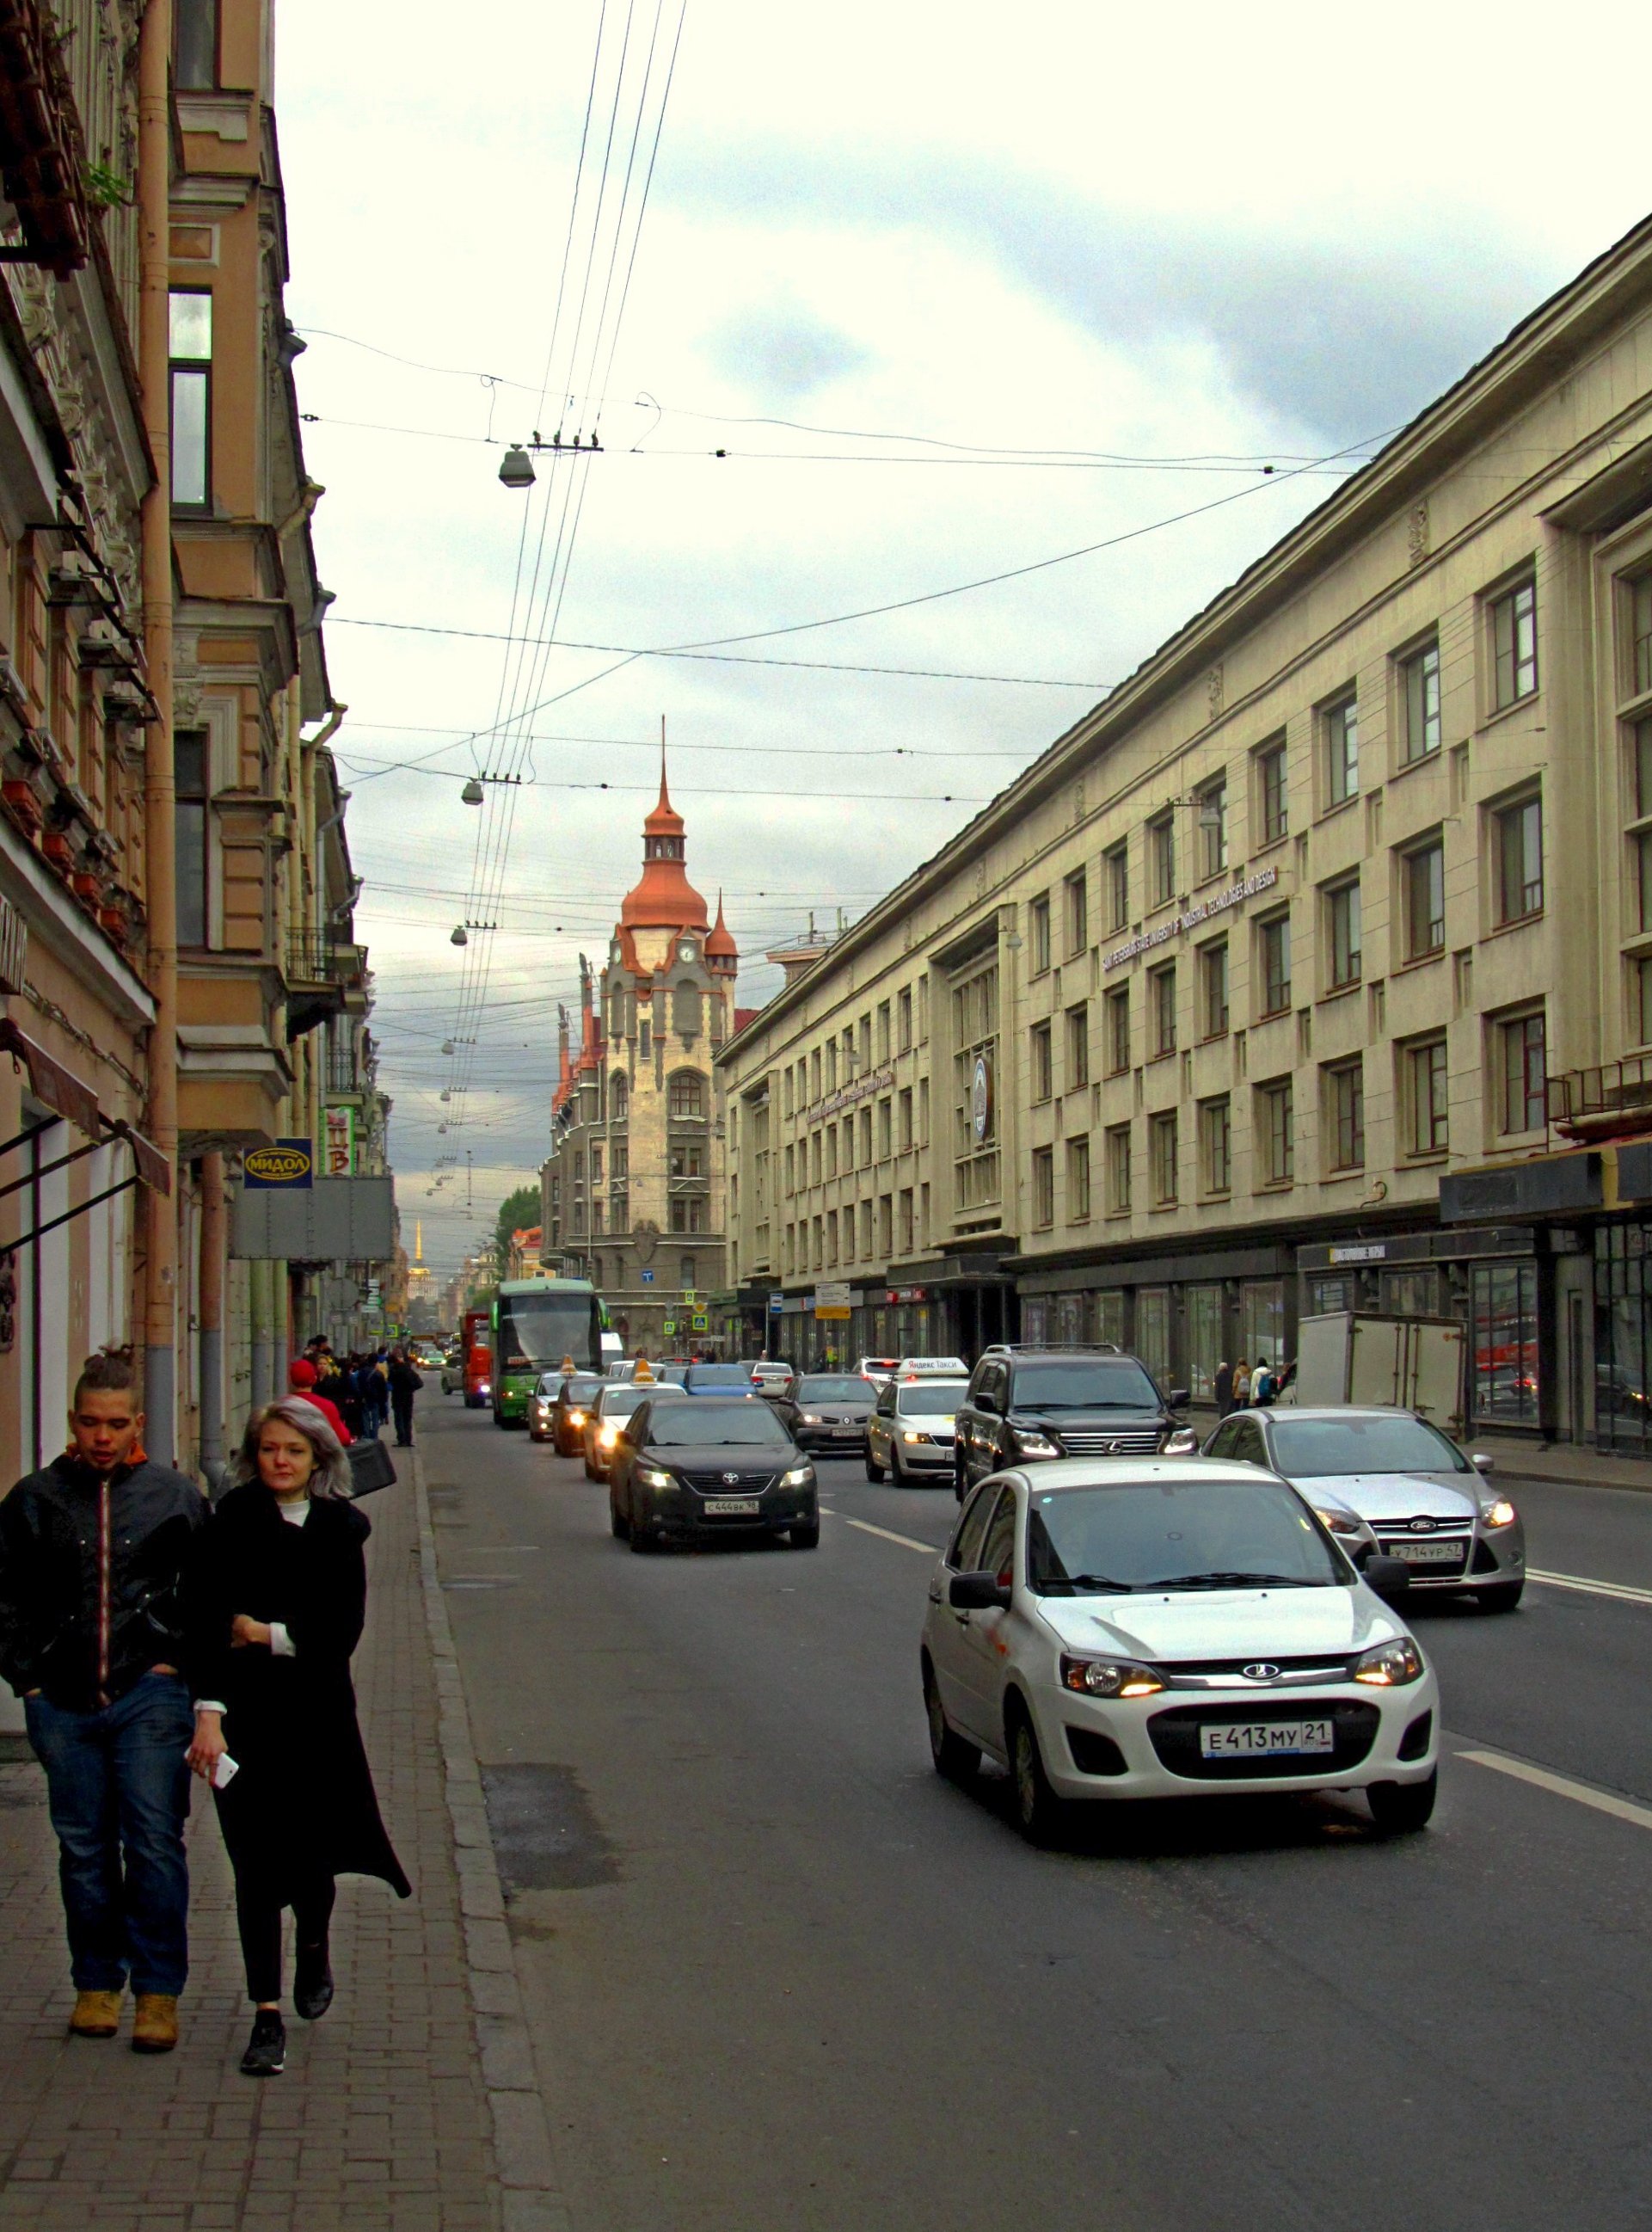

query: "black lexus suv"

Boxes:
[952, 1344, 1194, 1499]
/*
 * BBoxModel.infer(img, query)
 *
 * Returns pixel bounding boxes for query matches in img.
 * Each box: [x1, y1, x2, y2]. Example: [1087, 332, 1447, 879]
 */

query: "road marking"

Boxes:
[822, 1510, 937, 1555]
[1528, 1567, 1652, 1607]
[1457, 1749, 1652, 1832]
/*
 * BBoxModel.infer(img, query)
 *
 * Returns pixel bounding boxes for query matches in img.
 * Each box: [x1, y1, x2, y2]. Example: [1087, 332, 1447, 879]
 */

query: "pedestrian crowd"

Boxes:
[1213, 1354, 1297, 1414]
[0, 1337, 429, 2082]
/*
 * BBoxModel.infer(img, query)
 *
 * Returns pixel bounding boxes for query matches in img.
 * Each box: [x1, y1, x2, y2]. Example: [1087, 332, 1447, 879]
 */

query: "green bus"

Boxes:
[491, 1277, 605, 1425]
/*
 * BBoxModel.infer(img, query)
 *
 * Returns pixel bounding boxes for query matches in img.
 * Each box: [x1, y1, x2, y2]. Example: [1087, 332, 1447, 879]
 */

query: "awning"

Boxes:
[104, 1117, 170, 1196]
[0, 1018, 101, 1136]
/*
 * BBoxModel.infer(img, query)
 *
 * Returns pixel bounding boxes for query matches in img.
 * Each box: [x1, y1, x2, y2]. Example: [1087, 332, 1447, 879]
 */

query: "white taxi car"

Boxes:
[920, 1457, 1439, 1844]
[865, 1376, 968, 1484]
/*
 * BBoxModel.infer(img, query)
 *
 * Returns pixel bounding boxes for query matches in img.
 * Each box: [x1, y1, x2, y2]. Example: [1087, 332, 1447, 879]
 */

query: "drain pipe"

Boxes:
[198, 1150, 227, 1493]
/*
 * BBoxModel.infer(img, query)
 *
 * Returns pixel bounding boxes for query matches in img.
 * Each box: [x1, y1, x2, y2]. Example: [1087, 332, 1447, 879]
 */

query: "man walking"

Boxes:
[0, 1351, 211, 2051]
[387, 1345, 423, 1447]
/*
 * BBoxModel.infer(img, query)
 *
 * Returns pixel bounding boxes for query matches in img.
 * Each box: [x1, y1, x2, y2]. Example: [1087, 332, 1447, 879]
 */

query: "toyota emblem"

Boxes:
[1242, 1662, 1281, 1681]
[722, 1471, 741, 1485]
[1409, 1518, 1436, 1533]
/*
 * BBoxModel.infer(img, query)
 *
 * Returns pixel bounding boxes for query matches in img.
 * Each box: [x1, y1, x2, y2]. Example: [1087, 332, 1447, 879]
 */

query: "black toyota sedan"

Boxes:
[764, 1372, 880, 1454]
[607, 1397, 819, 1553]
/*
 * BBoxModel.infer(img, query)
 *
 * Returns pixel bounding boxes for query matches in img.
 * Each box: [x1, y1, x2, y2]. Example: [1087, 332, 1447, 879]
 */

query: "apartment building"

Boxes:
[719, 214, 1652, 1448]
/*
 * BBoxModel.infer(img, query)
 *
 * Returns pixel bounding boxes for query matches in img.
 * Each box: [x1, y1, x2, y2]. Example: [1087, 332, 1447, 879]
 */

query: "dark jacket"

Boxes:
[186, 1485, 409, 1902]
[386, 1359, 422, 1399]
[0, 1453, 208, 1712]
[1214, 1362, 1234, 1416]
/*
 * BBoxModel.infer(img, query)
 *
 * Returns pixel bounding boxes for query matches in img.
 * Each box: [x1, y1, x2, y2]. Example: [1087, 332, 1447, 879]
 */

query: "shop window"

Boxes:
[1186, 1283, 1223, 1404]
[1324, 692, 1359, 805]
[1256, 735, 1288, 845]
[1494, 793, 1544, 925]
[1401, 639, 1441, 762]
[1307, 1275, 1354, 1315]
[1136, 1288, 1171, 1385]
[1383, 1267, 1440, 1317]
[1241, 1279, 1286, 1376]
[1491, 576, 1538, 708]
[1498, 1007, 1546, 1134]
[1472, 1262, 1538, 1424]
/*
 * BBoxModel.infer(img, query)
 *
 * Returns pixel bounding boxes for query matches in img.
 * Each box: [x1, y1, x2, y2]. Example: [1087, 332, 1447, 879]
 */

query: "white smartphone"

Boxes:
[212, 1752, 240, 1790]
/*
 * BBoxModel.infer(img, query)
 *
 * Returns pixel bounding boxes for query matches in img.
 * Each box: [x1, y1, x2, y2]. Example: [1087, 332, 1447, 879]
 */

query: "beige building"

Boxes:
[720, 214, 1652, 1449]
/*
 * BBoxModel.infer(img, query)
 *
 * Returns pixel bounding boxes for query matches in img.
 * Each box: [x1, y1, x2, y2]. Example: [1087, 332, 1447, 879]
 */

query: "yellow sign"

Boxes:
[814, 1306, 852, 1321]
[243, 1140, 313, 1187]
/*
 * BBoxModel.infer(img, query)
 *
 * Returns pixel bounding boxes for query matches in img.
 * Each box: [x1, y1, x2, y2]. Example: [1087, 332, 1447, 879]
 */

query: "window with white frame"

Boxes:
[1491, 576, 1538, 708]
[169, 291, 212, 508]
[1256, 735, 1288, 845]
[1402, 639, 1442, 763]
[1149, 814, 1176, 907]
[1403, 836, 1445, 960]
[1324, 692, 1359, 805]
[1326, 877, 1362, 990]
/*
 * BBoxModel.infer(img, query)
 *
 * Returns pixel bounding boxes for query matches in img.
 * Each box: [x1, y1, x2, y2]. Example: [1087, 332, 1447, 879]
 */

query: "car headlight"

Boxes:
[1013, 1431, 1060, 1458]
[1353, 1638, 1424, 1687]
[1481, 1499, 1517, 1529]
[799, 1411, 823, 1425]
[1059, 1654, 1164, 1699]
[599, 1423, 620, 1448]
[902, 1430, 923, 1443]
[1313, 1505, 1371, 1540]
[636, 1466, 673, 1490]
[567, 1410, 586, 1427]
[781, 1464, 814, 1487]
[1162, 1428, 1199, 1455]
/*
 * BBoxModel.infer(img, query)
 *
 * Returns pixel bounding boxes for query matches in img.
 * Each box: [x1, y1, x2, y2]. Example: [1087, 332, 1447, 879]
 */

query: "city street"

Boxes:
[423, 1396, 1652, 2232]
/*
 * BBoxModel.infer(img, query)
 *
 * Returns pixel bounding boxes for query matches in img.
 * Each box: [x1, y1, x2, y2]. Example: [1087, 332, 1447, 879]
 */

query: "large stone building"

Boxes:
[719, 213, 1652, 1451]
[542, 759, 745, 1353]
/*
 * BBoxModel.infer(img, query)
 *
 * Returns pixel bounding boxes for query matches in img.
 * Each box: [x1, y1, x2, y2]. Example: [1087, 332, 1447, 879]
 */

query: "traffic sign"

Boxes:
[814, 1280, 852, 1321]
[640, 1268, 655, 1283]
[768, 1291, 784, 1314]
[691, 1312, 708, 1332]
[662, 1318, 677, 1335]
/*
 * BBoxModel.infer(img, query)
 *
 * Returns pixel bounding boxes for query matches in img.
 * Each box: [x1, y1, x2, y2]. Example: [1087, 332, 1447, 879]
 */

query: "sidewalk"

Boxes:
[0, 1445, 532, 2231]
[1471, 1432, 1652, 1494]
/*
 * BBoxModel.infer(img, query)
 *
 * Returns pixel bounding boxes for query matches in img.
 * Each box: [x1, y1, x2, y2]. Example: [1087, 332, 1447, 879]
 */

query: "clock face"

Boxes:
[679, 942, 695, 962]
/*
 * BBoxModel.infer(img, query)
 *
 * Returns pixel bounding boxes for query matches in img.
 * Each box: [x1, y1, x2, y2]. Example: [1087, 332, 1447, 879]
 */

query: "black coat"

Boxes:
[187, 1485, 409, 1903]
[0, 1454, 208, 1711]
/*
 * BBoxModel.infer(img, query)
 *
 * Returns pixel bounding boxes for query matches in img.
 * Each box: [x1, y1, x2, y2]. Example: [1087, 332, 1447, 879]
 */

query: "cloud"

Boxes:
[702, 300, 871, 403]
[664, 140, 1555, 445]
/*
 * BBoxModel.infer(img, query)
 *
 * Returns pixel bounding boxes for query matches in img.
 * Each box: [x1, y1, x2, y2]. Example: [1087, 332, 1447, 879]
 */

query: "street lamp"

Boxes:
[460, 778, 484, 805]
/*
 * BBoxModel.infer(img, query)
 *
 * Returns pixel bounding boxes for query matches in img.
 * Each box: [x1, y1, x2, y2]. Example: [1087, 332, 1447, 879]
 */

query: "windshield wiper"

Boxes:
[1151, 1571, 1318, 1591]
[1035, 1572, 1134, 1595]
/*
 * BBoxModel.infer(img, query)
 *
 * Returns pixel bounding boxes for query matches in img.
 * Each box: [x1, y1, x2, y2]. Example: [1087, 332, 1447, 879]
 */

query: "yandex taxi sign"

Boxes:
[243, 1137, 314, 1189]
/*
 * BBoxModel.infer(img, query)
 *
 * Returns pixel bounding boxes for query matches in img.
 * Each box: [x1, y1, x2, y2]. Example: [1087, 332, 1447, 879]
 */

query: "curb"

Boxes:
[410, 1443, 571, 2232]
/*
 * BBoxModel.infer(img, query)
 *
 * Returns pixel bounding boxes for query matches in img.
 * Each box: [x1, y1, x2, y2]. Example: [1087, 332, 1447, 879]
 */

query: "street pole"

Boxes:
[198, 1149, 225, 1492]
[138, 0, 178, 1457]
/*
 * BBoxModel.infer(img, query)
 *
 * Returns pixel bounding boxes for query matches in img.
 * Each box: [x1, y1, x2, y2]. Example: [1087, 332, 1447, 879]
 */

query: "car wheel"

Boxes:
[790, 1516, 820, 1549]
[628, 1515, 654, 1554]
[954, 1457, 969, 1503]
[1475, 1580, 1525, 1613]
[923, 1661, 979, 1781]
[1367, 1770, 1437, 1835]
[1007, 1700, 1066, 1847]
[610, 1496, 629, 1540]
[864, 1448, 886, 1481]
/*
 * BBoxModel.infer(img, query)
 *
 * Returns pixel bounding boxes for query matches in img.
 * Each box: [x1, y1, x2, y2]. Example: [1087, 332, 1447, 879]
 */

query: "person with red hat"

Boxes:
[286, 1359, 353, 1446]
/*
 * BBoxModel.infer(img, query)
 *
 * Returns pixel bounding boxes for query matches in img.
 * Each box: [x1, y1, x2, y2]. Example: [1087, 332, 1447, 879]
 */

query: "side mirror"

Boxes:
[1471, 1453, 1494, 1473]
[949, 1570, 1011, 1611]
[974, 1391, 998, 1416]
[1169, 1387, 1190, 1409]
[1361, 1553, 1413, 1604]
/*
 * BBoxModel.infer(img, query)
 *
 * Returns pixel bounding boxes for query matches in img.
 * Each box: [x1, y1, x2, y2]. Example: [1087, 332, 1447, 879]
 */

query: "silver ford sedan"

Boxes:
[1202, 1405, 1526, 1610]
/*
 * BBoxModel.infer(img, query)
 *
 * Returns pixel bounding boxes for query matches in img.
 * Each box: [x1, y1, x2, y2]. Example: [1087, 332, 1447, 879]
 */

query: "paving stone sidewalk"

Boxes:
[0, 1452, 501, 2231]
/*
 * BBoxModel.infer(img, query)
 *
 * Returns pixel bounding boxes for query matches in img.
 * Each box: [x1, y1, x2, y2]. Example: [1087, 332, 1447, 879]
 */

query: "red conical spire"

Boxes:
[619, 718, 709, 932]
[705, 888, 738, 967]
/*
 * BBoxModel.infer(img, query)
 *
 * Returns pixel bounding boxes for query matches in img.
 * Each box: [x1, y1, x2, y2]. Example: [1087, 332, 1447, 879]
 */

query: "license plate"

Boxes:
[1388, 1539, 1464, 1565]
[831, 1424, 860, 1436]
[703, 1497, 760, 1516]
[1200, 1719, 1335, 1759]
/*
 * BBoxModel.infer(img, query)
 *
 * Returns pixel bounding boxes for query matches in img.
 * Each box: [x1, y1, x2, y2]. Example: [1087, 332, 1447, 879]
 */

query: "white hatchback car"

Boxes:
[920, 1457, 1440, 1844]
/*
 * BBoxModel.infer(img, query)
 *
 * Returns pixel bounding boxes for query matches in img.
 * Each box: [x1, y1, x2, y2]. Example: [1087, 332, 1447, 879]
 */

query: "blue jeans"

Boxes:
[25, 1672, 194, 1997]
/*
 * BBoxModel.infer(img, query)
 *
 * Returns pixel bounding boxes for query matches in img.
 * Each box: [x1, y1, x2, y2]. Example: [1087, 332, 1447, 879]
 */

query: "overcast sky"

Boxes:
[275, 0, 1651, 1277]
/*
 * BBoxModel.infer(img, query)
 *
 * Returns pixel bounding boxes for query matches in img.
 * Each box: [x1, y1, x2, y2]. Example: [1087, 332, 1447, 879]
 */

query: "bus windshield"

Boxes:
[496, 1289, 599, 1373]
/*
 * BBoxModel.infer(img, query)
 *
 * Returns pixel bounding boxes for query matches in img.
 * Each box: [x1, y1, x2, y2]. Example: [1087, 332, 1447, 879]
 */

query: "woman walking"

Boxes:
[186, 1399, 409, 2077]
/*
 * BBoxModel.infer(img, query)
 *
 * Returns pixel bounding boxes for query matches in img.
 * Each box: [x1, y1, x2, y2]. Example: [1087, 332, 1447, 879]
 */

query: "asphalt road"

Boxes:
[421, 1399, 1652, 2232]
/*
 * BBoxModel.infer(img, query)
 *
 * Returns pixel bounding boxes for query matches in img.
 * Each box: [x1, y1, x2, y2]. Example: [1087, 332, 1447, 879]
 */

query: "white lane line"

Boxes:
[1456, 1749, 1652, 1833]
[1528, 1567, 1652, 1607]
[820, 1509, 937, 1555]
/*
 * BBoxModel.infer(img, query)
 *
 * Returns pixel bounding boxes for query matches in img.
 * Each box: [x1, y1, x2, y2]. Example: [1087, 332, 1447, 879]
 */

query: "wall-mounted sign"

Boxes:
[324, 1104, 355, 1177]
[814, 1280, 852, 1320]
[769, 1291, 784, 1313]
[971, 1055, 992, 1144]
[243, 1137, 314, 1189]
[886, 1287, 929, 1305]
[0, 897, 27, 996]
[1102, 864, 1280, 974]
[801, 1062, 896, 1125]
[1329, 1241, 1386, 1264]
[640, 1267, 655, 1283]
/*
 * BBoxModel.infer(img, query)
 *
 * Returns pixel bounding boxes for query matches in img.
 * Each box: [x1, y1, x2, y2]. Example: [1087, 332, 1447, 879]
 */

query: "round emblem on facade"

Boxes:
[1243, 1663, 1281, 1681]
[971, 1054, 992, 1143]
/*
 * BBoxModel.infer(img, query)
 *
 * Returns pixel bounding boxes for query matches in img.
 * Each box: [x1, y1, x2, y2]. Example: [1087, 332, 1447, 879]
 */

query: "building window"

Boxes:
[825, 1127, 838, 1179]
[169, 291, 212, 508]
[1631, 575, 1652, 698]
[1500, 1008, 1547, 1134]
[1105, 986, 1130, 1075]
[1066, 1136, 1090, 1222]
[175, 729, 208, 948]
[639, 1021, 651, 1060]
[1495, 794, 1544, 924]
[611, 1188, 628, 1231]
[1492, 576, 1538, 707]
[898, 1087, 913, 1151]
[897, 987, 912, 1052]
[877, 1098, 893, 1159]
[1326, 878, 1362, 991]
[1106, 842, 1128, 931]
[1029, 894, 1051, 975]
[1402, 640, 1442, 763]
[1148, 1111, 1178, 1206]
[175, 0, 219, 89]
[1105, 1124, 1132, 1214]
[1408, 1037, 1449, 1154]
[1258, 913, 1292, 1018]
[859, 1200, 873, 1257]
[1199, 1095, 1231, 1196]
[1327, 1060, 1365, 1171]
[1257, 736, 1288, 845]
[1065, 870, 1088, 957]
[858, 1104, 873, 1165]
[611, 1073, 628, 1121]
[1197, 779, 1227, 880]
[1065, 1003, 1089, 1090]
[1149, 963, 1176, 1057]
[1403, 837, 1445, 959]
[1257, 1079, 1293, 1185]
[1030, 1021, 1052, 1103]
[1199, 940, 1228, 1038]
[668, 1071, 706, 1119]
[1325, 692, 1359, 805]
[1149, 815, 1176, 907]
[1637, 958, 1652, 1050]
[898, 1189, 914, 1252]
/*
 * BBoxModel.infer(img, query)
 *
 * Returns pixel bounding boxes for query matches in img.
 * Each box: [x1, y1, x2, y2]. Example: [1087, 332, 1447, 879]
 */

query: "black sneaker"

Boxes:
[294, 1941, 334, 2022]
[240, 2009, 286, 2078]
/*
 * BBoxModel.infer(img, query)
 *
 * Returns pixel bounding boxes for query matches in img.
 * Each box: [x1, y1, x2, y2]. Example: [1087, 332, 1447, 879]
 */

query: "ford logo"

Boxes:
[1409, 1518, 1436, 1533]
[722, 1471, 741, 1485]
[1243, 1662, 1281, 1681]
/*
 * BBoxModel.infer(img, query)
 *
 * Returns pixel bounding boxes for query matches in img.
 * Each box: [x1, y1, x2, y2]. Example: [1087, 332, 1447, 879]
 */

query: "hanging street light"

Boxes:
[460, 778, 484, 804]
[451, 925, 468, 946]
[498, 446, 536, 490]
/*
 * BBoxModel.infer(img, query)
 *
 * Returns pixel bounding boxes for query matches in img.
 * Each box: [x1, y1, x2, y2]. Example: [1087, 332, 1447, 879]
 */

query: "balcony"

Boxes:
[1548, 1059, 1652, 1144]
[285, 932, 367, 1038]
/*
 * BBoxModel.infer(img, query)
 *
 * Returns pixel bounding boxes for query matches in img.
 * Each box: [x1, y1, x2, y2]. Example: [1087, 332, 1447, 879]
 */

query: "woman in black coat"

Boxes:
[186, 1397, 409, 2077]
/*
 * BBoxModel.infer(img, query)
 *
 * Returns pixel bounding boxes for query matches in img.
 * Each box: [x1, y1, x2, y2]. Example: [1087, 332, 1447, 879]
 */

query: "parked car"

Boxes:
[766, 1373, 879, 1454]
[681, 1362, 758, 1396]
[920, 1455, 1438, 1844]
[583, 1380, 688, 1479]
[1203, 1405, 1525, 1610]
[953, 1345, 1194, 1499]
[866, 1377, 969, 1484]
[608, 1396, 819, 1552]
[534, 1371, 605, 1454]
[854, 1356, 902, 1388]
[440, 1349, 465, 1395]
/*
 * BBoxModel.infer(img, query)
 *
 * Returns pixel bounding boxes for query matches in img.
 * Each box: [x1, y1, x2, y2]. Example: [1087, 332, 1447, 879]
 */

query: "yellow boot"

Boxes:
[69, 1989, 122, 2038]
[131, 1993, 179, 2054]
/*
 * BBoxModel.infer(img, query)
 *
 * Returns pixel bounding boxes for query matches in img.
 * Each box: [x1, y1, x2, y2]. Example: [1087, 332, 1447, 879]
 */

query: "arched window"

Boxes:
[668, 1070, 705, 1121]
[610, 1072, 628, 1121]
[673, 981, 701, 1038]
[679, 1254, 696, 1287]
[610, 987, 625, 1039]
